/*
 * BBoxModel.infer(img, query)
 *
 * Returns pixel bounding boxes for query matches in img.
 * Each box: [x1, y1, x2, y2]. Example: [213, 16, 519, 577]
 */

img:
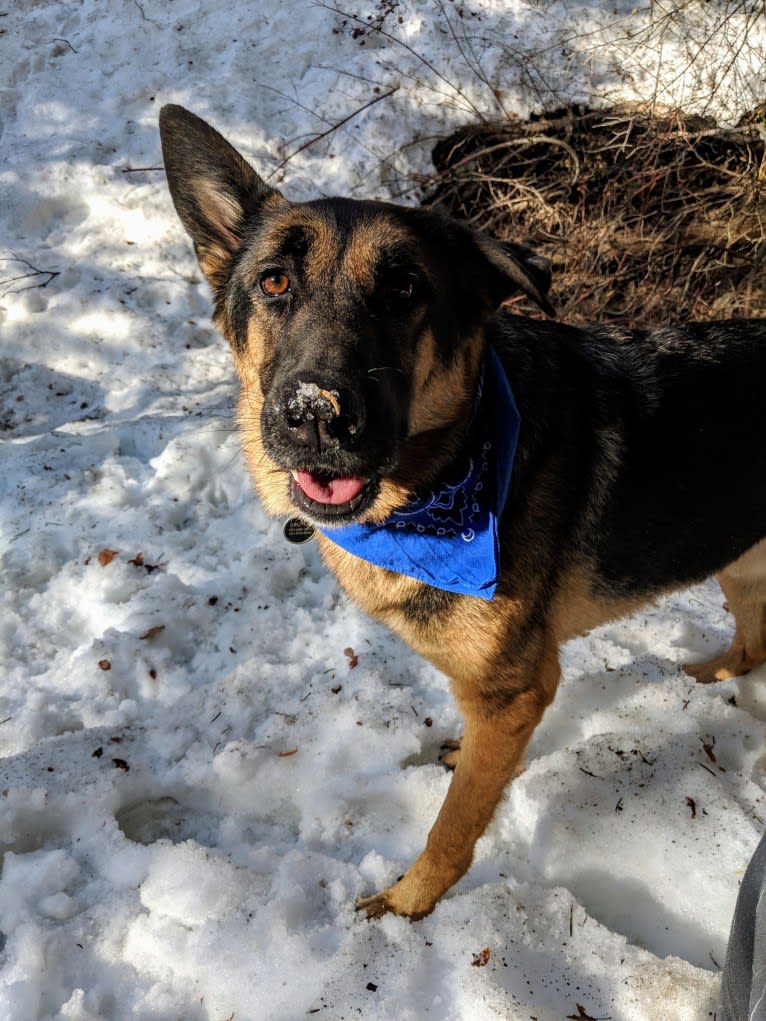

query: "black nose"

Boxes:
[282, 381, 365, 452]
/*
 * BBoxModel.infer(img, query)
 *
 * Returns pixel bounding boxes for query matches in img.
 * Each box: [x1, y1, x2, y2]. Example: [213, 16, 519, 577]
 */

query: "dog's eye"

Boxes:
[381, 271, 417, 306]
[260, 271, 291, 297]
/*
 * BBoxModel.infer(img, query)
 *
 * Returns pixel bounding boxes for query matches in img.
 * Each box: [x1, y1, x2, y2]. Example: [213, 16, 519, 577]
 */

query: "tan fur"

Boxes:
[357, 625, 560, 919]
[685, 538, 766, 682]
[198, 241, 237, 293]
[318, 537, 521, 678]
[407, 332, 480, 438]
[366, 338, 479, 522]
[195, 180, 245, 246]
[549, 561, 650, 644]
[342, 216, 412, 287]
[320, 527, 564, 919]
[231, 321, 287, 518]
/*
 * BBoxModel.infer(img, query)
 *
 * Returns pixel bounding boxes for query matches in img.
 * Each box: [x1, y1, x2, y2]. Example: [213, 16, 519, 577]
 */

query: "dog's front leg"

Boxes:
[357, 642, 560, 920]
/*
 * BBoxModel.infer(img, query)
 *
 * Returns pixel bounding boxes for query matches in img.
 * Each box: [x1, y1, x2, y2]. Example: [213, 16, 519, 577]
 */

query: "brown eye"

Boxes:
[260, 271, 291, 296]
[382, 271, 417, 307]
[389, 279, 413, 301]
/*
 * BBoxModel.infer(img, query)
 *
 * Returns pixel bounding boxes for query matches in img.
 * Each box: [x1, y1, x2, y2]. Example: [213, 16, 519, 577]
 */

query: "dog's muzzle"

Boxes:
[268, 377, 380, 523]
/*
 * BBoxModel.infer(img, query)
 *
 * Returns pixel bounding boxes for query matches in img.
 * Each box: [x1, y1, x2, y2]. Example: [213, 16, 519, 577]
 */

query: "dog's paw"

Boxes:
[355, 889, 396, 920]
[355, 873, 439, 921]
[438, 738, 461, 770]
[683, 659, 733, 684]
[683, 646, 761, 684]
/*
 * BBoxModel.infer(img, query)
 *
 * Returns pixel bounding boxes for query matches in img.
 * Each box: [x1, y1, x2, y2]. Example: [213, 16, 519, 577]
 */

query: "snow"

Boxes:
[2, 1, 766, 1018]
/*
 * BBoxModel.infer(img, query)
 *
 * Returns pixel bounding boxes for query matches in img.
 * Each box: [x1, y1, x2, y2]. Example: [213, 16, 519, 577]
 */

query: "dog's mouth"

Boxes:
[289, 469, 378, 524]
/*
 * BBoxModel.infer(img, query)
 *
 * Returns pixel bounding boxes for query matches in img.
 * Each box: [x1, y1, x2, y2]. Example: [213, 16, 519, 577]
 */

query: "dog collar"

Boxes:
[318, 346, 519, 600]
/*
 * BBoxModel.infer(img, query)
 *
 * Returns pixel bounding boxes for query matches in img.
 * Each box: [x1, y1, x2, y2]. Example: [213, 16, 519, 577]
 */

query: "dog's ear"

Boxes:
[159, 104, 283, 290]
[422, 207, 555, 317]
[471, 233, 555, 317]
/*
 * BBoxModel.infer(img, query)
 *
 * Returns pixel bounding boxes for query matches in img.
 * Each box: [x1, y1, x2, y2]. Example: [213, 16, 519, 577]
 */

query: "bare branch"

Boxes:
[0, 252, 60, 297]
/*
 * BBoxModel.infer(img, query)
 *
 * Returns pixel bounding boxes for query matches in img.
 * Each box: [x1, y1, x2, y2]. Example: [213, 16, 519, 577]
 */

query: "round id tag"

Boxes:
[283, 517, 315, 544]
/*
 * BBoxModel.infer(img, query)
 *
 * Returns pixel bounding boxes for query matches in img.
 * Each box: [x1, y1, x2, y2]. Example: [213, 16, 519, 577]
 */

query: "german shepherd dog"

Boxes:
[159, 105, 766, 920]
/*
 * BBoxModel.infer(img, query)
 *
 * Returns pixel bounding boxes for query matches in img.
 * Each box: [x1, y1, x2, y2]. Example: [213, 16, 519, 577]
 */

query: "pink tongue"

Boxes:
[296, 471, 366, 505]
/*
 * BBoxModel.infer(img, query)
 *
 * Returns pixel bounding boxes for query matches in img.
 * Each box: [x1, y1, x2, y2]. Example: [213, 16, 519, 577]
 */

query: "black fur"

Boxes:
[490, 316, 766, 595]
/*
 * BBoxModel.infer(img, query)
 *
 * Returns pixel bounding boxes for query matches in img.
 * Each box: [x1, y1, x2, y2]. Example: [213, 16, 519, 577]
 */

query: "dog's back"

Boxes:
[493, 315, 766, 597]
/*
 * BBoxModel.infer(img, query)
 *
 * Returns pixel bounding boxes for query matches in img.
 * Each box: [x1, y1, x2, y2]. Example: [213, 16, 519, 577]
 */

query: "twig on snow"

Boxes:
[0, 252, 60, 297]
[270, 86, 399, 176]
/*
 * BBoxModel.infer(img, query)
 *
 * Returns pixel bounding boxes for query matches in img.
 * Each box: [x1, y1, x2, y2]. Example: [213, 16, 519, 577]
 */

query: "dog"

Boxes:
[159, 104, 766, 920]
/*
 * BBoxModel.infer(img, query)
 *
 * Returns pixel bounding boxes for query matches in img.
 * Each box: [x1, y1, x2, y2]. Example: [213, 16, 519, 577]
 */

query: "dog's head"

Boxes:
[159, 105, 553, 526]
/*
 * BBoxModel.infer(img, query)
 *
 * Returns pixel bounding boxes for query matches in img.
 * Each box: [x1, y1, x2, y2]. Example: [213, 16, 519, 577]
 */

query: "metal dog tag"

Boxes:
[283, 516, 315, 544]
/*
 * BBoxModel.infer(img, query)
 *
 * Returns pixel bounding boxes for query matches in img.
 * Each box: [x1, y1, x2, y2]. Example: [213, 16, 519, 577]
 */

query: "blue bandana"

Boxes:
[319, 346, 520, 600]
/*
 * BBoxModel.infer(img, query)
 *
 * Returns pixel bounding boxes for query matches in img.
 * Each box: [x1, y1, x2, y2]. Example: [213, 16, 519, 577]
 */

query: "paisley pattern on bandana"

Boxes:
[319, 345, 520, 600]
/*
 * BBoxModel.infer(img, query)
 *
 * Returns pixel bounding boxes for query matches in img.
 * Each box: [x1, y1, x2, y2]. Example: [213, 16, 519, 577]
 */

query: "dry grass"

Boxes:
[426, 104, 766, 326]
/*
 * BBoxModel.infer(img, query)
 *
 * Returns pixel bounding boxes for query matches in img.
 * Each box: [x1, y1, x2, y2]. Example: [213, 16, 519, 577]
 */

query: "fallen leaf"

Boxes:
[471, 947, 491, 967]
[97, 549, 118, 566]
[139, 625, 165, 640]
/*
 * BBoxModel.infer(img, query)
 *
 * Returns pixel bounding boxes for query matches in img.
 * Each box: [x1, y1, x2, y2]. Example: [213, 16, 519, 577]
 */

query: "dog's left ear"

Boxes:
[472, 233, 555, 317]
[425, 207, 555, 317]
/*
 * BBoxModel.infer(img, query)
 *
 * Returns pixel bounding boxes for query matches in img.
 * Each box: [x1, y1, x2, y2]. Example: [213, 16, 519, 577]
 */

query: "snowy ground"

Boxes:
[2, 2, 766, 1019]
